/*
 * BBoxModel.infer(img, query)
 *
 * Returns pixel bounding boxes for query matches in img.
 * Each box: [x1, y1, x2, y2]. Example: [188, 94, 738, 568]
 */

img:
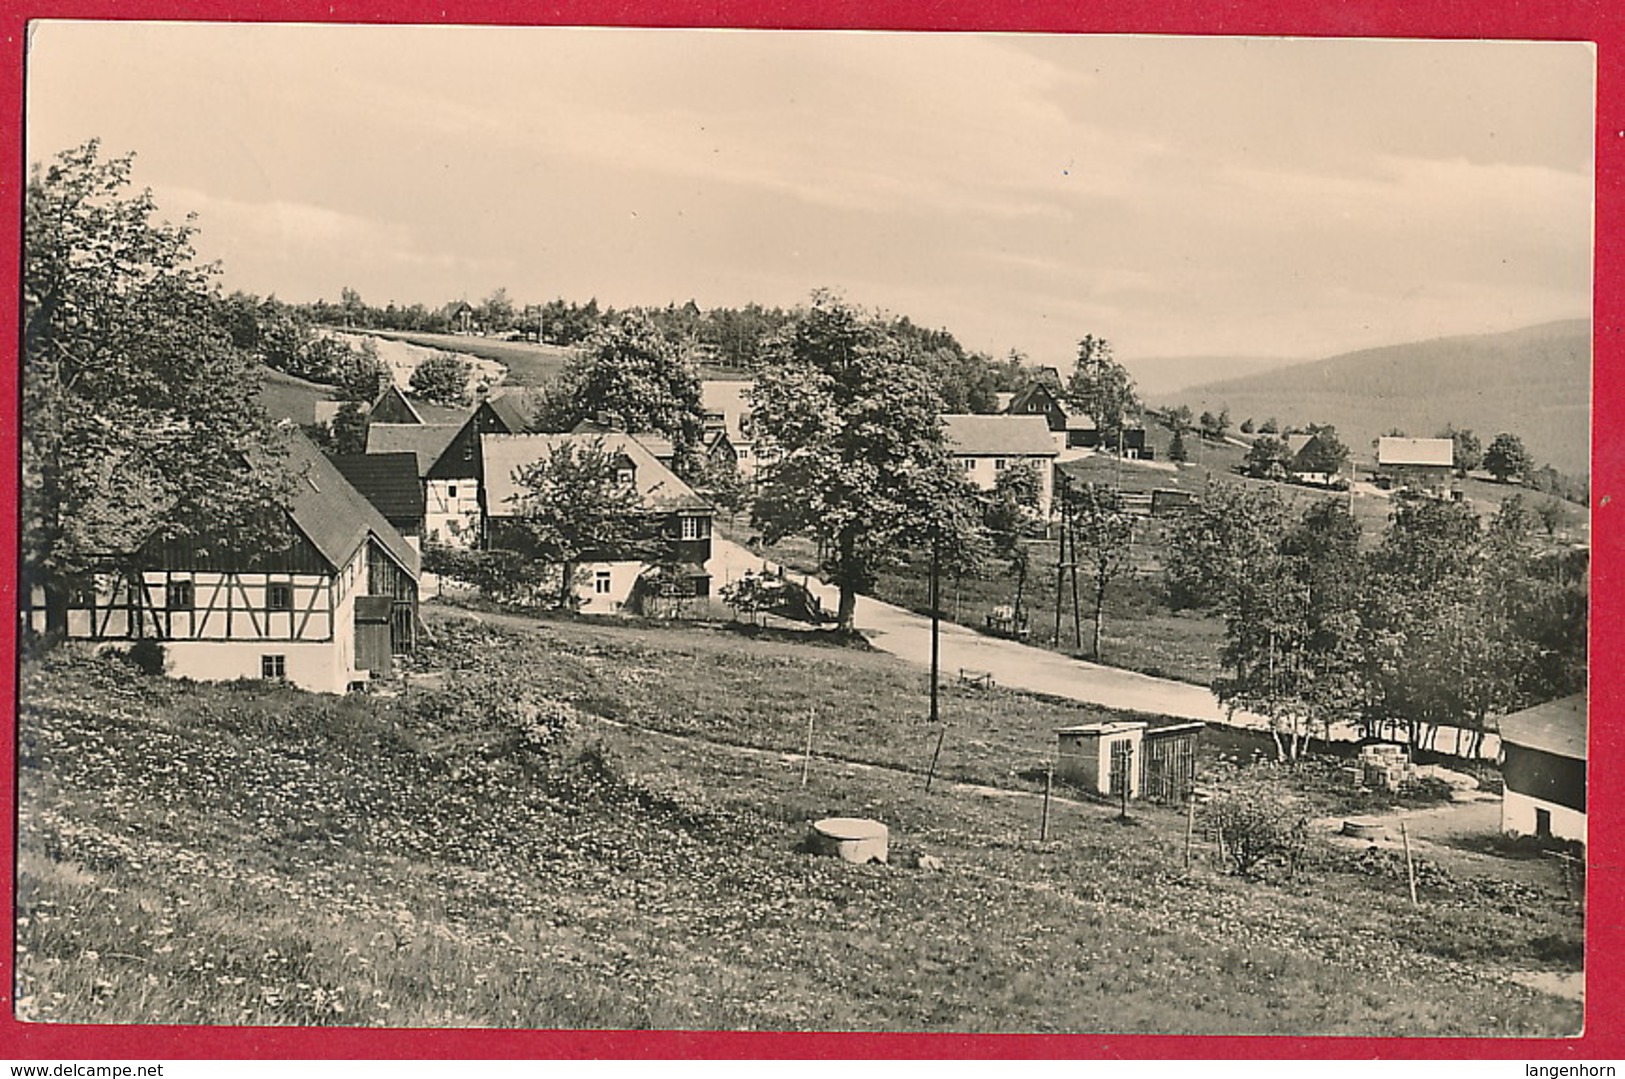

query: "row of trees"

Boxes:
[1166, 485, 1586, 759]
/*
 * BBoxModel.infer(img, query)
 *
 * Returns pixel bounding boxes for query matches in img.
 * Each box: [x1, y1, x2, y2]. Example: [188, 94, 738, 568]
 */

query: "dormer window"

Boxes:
[618, 468, 635, 486]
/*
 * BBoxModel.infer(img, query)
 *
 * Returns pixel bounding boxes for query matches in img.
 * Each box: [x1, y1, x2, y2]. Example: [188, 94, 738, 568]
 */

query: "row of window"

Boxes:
[960, 457, 1025, 472]
[156, 581, 294, 611]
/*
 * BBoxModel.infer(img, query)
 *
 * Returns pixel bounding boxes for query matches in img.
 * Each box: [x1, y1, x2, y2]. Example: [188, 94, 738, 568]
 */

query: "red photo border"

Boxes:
[0, 0, 1618, 1060]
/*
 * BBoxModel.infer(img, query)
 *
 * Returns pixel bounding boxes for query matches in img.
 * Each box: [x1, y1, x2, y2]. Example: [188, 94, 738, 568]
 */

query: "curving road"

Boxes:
[707, 537, 1498, 758]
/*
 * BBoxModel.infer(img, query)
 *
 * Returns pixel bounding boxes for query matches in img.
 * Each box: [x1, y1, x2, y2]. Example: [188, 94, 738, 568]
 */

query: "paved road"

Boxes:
[708, 537, 1499, 758]
[710, 537, 1263, 725]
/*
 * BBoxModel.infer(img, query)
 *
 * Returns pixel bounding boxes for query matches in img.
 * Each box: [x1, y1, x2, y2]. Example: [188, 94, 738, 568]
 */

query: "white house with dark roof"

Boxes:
[941, 414, 1061, 516]
[22, 433, 420, 695]
[481, 432, 715, 614]
[1500, 693, 1587, 845]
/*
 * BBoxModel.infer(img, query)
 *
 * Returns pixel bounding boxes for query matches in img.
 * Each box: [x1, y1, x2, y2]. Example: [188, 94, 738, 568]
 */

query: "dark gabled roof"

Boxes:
[1006, 382, 1063, 415]
[482, 393, 533, 433]
[283, 435, 420, 578]
[366, 423, 463, 477]
[1499, 693, 1587, 760]
[369, 384, 472, 426]
[331, 453, 427, 523]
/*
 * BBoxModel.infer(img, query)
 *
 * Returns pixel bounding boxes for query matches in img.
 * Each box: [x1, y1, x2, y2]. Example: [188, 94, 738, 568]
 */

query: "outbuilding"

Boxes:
[1057, 721, 1147, 798]
[1499, 693, 1587, 845]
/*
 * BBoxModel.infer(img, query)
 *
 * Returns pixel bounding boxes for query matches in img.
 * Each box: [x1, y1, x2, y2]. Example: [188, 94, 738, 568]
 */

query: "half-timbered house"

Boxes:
[22, 434, 420, 694]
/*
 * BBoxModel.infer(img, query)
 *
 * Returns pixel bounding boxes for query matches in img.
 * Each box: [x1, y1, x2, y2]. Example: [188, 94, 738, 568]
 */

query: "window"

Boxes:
[67, 577, 96, 607]
[447, 485, 458, 499]
[617, 468, 636, 486]
[994, 458, 1008, 472]
[267, 584, 293, 611]
[961, 458, 976, 472]
[680, 516, 709, 541]
[594, 570, 613, 595]
[261, 654, 287, 680]
[166, 580, 194, 610]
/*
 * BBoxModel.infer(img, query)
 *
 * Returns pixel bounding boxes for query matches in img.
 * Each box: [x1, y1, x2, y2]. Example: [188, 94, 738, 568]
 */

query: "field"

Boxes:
[16, 610, 1582, 1034]
[359, 330, 579, 386]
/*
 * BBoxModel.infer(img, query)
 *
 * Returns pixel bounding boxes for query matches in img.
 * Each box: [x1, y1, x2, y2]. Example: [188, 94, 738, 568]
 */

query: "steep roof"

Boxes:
[942, 414, 1060, 457]
[1378, 436, 1454, 468]
[482, 432, 711, 518]
[331, 453, 427, 523]
[370, 384, 472, 426]
[1006, 382, 1062, 416]
[1499, 693, 1587, 760]
[482, 392, 533, 433]
[366, 423, 463, 477]
[283, 435, 419, 578]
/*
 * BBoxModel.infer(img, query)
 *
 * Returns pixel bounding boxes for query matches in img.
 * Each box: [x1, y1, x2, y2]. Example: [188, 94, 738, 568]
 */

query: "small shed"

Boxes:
[1499, 693, 1587, 845]
[1057, 722, 1147, 798]
[1140, 722, 1204, 803]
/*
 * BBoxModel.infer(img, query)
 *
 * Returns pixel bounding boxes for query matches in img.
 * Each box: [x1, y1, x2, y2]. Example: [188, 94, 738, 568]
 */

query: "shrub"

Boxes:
[125, 639, 167, 677]
[1206, 793, 1309, 879]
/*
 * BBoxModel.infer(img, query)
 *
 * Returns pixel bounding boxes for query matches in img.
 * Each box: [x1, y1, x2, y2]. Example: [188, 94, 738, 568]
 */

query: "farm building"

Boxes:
[20, 433, 420, 694]
[942, 414, 1061, 516]
[366, 394, 532, 547]
[1375, 437, 1456, 496]
[1057, 721, 1203, 803]
[1499, 693, 1587, 845]
[331, 452, 427, 550]
[481, 432, 715, 614]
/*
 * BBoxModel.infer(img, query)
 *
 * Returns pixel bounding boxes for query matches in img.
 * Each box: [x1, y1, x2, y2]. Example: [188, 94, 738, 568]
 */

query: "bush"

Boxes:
[1206, 793, 1309, 879]
[125, 639, 167, 677]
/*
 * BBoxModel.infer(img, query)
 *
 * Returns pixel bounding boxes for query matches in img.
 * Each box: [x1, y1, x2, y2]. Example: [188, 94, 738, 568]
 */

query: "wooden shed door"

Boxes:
[354, 596, 394, 673]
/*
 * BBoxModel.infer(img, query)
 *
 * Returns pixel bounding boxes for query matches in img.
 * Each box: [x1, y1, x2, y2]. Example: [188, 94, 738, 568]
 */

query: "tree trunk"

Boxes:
[837, 585, 857, 633]
[1091, 580, 1106, 660]
[1012, 550, 1027, 626]
[558, 560, 576, 610]
[42, 576, 68, 639]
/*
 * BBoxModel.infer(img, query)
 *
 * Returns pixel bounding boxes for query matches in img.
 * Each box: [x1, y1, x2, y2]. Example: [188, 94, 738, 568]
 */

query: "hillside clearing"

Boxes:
[16, 613, 1581, 1034]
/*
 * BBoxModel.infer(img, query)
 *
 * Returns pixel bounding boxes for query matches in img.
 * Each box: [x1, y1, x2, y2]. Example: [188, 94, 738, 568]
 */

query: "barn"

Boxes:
[1499, 693, 1587, 845]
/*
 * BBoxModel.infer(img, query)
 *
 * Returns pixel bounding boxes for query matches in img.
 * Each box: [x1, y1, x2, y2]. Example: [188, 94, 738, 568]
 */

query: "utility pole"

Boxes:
[929, 530, 941, 726]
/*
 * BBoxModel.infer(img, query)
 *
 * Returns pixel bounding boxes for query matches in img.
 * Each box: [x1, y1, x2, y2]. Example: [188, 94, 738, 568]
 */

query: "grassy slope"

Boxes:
[17, 614, 1581, 1034]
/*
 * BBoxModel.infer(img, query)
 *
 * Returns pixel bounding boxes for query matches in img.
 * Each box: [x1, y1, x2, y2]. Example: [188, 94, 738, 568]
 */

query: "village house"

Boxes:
[366, 393, 532, 546]
[367, 384, 472, 426]
[332, 452, 428, 551]
[1285, 430, 1350, 488]
[1002, 380, 1147, 456]
[942, 414, 1061, 516]
[1499, 693, 1587, 845]
[21, 434, 421, 695]
[480, 432, 715, 613]
[701, 379, 762, 479]
[1375, 436, 1456, 497]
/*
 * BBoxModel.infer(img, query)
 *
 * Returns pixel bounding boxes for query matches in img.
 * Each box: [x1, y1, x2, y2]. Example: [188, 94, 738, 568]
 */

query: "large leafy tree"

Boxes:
[409, 351, 472, 406]
[750, 292, 972, 632]
[1484, 432, 1532, 483]
[23, 140, 289, 634]
[500, 438, 665, 609]
[551, 312, 706, 475]
[1164, 483, 1289, 610]
[1066, 334, 1141, 446]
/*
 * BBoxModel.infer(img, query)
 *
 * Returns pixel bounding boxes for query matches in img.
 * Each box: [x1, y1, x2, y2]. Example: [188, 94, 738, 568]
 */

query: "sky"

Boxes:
[24, 23, 1595, 375]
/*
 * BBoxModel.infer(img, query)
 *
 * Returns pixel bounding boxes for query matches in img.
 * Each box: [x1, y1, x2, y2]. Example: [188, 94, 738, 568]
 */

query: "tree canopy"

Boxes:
[749, 292, 978, 632]
[1484, 432, 1532, 483]
[23, 140, 289, 632]
[409, 351, 473, 407]
[1066, 335, 1141, 445]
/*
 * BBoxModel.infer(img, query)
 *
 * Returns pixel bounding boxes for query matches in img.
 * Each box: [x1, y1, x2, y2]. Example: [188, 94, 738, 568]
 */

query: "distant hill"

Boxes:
[1124, 354, 1304, 397]
[1149, 320, 1592, 476]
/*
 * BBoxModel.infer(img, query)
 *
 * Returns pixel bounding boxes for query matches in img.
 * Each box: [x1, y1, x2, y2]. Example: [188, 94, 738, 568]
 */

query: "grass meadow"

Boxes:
[15, 611, 1582, 1034]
